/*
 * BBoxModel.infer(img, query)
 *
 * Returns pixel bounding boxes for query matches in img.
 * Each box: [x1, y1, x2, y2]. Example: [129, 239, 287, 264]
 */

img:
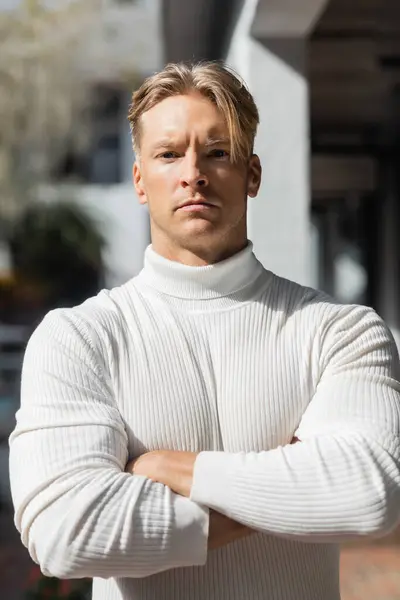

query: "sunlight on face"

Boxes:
[133, 92, 261, 264]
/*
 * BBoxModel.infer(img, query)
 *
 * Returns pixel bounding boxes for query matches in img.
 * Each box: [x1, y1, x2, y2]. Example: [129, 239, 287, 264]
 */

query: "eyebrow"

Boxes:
[204, 136, 231, 147]
[150, 135, 231, 152]
[151, 138, 176, 150]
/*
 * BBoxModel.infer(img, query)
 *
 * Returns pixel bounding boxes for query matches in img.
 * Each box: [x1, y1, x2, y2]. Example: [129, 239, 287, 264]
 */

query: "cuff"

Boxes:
[190, 451, 240, 513]
[170, 494, 210, 567]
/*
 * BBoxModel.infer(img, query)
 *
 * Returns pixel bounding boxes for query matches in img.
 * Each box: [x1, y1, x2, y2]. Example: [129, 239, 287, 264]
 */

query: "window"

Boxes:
[55, 85, 124, 185]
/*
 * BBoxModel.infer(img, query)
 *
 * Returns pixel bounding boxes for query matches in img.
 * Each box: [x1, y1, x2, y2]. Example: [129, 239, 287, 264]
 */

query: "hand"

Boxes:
[208, 510, 254, 550]
[126, 450, 198, 497]
[126, 441, 301, 493]
[126, 451, 164, 482]
[126, 452, 254, 549]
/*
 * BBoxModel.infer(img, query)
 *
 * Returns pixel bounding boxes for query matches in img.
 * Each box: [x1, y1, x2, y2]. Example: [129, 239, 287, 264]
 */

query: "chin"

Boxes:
[176, 226, 216, 248]
[180, 219, 216, 236]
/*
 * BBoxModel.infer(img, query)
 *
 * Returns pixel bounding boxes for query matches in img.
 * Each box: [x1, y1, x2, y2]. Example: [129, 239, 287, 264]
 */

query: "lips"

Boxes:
[177, 199, 215, 210]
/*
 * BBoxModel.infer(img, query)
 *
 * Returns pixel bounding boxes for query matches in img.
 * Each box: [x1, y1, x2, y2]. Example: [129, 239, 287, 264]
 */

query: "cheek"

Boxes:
[211, 167, 246, 195]
[142, 167, 181, 218]
[144, 164, 180, 195]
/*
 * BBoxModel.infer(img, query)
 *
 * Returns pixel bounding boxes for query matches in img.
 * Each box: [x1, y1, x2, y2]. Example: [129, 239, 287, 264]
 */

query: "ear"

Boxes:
[247, 154, 262, 198]
[133, 161, 147, 205]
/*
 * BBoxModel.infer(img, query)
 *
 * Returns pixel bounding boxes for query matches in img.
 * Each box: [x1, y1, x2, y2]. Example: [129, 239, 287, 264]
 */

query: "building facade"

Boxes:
[17, 0, 399, 347]
[162, 0, 400, 347]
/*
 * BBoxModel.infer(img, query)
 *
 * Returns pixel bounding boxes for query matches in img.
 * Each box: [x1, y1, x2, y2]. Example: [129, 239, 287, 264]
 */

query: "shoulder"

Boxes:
[26, 279, 138, 362]
[269, 274, 398, 369]
[269, 272, 382, 328]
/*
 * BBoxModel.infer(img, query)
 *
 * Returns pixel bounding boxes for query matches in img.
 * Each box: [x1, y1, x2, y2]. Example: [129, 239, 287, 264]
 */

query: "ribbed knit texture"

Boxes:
[9, 243, 400, 600]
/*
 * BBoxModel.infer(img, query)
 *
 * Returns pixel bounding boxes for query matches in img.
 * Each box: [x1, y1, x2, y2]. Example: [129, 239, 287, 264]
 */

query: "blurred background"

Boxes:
[0, 0, 399, 598]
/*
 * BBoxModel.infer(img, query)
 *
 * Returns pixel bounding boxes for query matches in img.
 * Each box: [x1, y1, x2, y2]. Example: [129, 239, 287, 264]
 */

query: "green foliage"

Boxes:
[8, 201, 105, 308]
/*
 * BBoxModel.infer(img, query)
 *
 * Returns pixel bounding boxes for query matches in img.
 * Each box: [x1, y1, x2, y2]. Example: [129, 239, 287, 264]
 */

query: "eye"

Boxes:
[209, 149, 229, 159]
[158, 151, 179, 160]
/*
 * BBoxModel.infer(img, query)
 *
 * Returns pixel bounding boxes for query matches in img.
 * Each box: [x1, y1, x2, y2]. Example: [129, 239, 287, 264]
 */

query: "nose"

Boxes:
[179, 153, 208, 189]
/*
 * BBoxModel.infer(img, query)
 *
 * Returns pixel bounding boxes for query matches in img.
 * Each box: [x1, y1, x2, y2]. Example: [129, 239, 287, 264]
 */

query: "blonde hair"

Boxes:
[127, 62, 259, 163]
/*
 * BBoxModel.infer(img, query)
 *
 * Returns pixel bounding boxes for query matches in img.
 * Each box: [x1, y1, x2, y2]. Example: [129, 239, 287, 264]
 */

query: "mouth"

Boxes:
[177, 199, 217, 212]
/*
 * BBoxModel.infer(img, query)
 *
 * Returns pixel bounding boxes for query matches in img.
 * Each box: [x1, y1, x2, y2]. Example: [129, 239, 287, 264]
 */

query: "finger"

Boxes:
[125, 459, 136, 473]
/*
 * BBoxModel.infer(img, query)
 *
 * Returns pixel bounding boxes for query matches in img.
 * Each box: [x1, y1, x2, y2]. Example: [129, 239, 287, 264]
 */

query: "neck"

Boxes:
[150, 231, 249, 267]
[138, 239, 268, 306]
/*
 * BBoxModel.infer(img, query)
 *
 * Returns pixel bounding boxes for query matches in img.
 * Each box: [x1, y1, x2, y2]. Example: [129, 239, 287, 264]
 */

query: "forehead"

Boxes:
[140, 93, 228, 145]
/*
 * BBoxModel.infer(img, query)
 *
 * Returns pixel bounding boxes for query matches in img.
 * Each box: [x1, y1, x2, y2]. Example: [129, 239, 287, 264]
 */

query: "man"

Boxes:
[9, 62, 400, 600]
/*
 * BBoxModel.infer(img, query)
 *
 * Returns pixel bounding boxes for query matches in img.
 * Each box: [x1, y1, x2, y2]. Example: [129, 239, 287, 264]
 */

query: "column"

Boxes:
[228, 0, 329, 286]
[376, 159, 400, 348]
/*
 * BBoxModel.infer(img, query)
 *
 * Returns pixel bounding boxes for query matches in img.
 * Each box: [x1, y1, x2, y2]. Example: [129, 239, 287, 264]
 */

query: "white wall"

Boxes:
[41, 183, 149, 287]
[78, 184, 149, 287]
[228, 0, 313, 286]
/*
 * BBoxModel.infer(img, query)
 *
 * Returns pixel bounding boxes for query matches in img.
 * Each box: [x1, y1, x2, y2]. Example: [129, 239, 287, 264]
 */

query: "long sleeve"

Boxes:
[9, 309, 209, 579]
[191, 305, 400, 542]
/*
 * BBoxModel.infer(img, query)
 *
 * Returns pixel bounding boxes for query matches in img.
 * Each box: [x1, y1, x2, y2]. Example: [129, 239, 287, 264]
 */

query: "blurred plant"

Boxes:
[8, 200, 105, 312]
[0, 0, 102, 222]
[25, 565, 91, 600]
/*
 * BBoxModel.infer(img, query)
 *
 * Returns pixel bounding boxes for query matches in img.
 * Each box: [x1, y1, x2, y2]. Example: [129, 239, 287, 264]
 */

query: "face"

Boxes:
[133, 92, 262, 264]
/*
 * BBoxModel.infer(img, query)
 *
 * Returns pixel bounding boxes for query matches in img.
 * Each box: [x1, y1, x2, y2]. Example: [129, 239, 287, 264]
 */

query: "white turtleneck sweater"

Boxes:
[9, 243, 400, 600]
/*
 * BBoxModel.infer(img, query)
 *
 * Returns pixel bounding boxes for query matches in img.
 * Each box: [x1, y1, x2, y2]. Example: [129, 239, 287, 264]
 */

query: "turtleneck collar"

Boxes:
[137, 242, 265, 301]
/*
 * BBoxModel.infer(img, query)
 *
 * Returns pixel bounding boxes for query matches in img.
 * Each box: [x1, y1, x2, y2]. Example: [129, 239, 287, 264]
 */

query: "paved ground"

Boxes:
[1, 506, 399, 600]
[341, 544, 400, 600]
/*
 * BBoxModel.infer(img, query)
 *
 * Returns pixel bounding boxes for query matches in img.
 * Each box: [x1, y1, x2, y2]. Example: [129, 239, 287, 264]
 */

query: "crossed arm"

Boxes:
[127, 305, 400, 545]
[9, 306, 400, 580]
[128, 437, 301, 499]
[126, 439, 301, 550]
[127, 450, 252, 550]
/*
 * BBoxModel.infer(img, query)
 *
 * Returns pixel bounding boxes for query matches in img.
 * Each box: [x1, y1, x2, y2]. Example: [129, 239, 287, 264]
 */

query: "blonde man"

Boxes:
[9, 62, 400, 600]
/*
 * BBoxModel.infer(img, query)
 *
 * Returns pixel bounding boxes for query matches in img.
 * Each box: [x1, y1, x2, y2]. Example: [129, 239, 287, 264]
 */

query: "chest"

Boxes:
[111, 302, 317, 457]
